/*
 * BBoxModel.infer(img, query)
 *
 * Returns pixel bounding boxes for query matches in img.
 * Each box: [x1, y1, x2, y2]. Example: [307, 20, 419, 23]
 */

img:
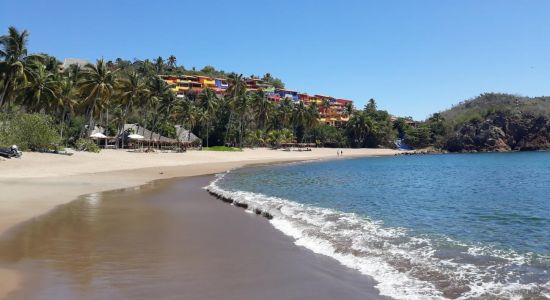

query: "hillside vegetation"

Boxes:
[410, 93, 550, 152]
[0, 26, 394, 151]
[1, 26, 549, 153]
[440, 93, 550, 126]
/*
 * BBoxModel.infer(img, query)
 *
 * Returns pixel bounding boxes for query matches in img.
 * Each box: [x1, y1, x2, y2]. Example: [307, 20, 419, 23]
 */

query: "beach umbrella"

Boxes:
[90, 132, 107, 139]
[128, 134, 145, 151]
[89, 132, 107, 147]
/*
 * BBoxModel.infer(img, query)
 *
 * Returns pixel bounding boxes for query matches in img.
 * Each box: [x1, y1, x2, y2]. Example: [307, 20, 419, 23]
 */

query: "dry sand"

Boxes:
[0, 147, 401, 299]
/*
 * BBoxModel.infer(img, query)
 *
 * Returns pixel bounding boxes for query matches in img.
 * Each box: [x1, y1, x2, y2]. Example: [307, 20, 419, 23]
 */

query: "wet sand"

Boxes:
[0, 176, 387, 300]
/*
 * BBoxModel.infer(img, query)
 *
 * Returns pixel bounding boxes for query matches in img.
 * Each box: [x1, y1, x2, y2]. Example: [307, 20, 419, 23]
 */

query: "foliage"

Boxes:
[157, 122, 176, 139]
[403, 125, 432, 148]
[346, 99, 395, 148]
[78, 59, 118, 137]
[271, 129, 295, 147]
[1, 26, 410, 151]
[202, 146, 241, 151]
[244, 129, 295, 148]
[62, 115, 86, 145]
[396, 113, 448, 148]
[439, 93, 550, 128]
[418, 93, 550, 150]
[74, 138, 100, 152]
[308, 125, 347, 147]
[261, 73, 285, 89]
[0, 112, 60, 151]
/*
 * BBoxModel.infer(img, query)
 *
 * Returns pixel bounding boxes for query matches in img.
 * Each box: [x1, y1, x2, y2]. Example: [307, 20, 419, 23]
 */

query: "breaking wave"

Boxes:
[206, 172, 550, 300]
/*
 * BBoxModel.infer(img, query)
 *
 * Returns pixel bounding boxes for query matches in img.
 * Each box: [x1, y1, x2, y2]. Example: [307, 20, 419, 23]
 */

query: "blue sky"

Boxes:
[2, 0, 550, 119]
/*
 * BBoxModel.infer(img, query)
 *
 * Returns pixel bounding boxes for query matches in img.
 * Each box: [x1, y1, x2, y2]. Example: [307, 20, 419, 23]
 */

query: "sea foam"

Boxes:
[206, 172, 550, 300]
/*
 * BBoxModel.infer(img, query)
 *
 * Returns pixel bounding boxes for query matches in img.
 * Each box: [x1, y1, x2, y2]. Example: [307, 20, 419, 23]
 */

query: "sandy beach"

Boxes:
[0, 147, 401, 299]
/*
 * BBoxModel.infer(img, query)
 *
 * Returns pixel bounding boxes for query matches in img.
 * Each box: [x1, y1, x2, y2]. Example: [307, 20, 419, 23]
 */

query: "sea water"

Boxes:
[209, 152, 550, 299]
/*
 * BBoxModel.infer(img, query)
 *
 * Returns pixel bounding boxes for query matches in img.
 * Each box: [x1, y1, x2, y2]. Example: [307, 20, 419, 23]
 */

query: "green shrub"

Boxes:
[0, 112, 60, 151]
[158, 122, 176, 139]
[74, 138, 101, 153]
[202, 146, 241, 151]
[62, 115, 86, 145]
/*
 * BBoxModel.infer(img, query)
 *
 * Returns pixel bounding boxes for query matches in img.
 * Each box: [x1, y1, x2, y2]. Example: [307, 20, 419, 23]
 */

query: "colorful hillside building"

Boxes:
[159, 74, 353, 126]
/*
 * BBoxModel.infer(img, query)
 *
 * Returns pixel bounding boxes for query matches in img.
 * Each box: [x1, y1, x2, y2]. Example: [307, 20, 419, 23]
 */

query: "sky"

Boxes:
[2, 0, 550, 120]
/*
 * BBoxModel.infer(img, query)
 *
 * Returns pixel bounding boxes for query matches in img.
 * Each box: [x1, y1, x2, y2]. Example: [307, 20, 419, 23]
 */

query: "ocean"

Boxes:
[208, 152, 550, 299]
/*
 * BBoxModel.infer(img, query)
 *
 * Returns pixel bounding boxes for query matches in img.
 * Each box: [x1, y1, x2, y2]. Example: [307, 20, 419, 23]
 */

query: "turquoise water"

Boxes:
[211, 152, 550, 299]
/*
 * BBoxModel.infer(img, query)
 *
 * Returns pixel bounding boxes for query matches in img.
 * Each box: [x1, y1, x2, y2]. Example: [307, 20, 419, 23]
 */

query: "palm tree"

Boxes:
[58, 77, 77, 140]
[198, 88, 219, 147]
[185, 104, 200, 143]
[197, 108, 208, 146]
[78, 59, 118, 137]
[278, 98, 293, 129]
[292, 101, 308, 141]
[146, 76, 172, 143]
[154, 56, 164, 74]
[110, 105, 125, 139]
[344, 102, 354, 117]
[117, 71, 149, 147]
[17, 62, 59, 113]
[248, 129, 265, 147]
[251, 90, 272, 130]
[171, 96, 189, 123]
[0, 26, 43, 110]
[365, 98, 377, 114]
[320, 99, 331, 118]
[167, 55, 177, 69]
[225, 73, 248, 147]
[43, 55, 61, 73]
[158, 86, 175, 123]
[346, 112, 371, 147]
[235, 91, 252, 147]
[136, 59, 153, 77]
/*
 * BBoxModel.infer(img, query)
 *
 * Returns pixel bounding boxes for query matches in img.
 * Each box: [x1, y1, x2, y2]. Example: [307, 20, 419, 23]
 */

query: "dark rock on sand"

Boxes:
[234, 202, 248, 209]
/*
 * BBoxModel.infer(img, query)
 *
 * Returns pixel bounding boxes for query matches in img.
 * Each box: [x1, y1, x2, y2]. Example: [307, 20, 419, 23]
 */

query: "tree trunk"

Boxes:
[206, 120, 209, 148]
[59, 101, 68, 142]
[119, 101, 132, 149]
[149, 114, 158, 149]
[0, 76, 13, 111]
[83, 97, 97, 138]
[239, 114, 244, 149]
[225, 111, 233, 145]
[105, 108, 109, 148]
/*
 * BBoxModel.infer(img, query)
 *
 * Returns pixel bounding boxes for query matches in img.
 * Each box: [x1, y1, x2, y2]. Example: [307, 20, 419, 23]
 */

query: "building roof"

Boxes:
[61, 58, 90, 70]
[123, 124, 199, 143]
[175, 125, 200, 142]
[314, 94, 334, 99]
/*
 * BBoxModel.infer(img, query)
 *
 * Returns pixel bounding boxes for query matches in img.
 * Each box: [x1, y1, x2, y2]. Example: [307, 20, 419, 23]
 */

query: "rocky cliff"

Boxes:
[444, 112, 550, 152]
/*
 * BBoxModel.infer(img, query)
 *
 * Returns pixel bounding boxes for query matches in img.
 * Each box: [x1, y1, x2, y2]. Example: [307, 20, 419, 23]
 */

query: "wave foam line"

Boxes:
[205, 172, 550, 300]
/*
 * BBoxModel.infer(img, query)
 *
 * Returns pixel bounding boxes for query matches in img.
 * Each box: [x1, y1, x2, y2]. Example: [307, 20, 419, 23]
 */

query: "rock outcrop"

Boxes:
[444, 112, 550, 152]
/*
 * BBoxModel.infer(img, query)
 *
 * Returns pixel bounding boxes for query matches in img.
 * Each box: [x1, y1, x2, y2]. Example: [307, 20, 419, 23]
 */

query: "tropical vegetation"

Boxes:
[2, 26, 548, 153]
[0, 26, 400, 151]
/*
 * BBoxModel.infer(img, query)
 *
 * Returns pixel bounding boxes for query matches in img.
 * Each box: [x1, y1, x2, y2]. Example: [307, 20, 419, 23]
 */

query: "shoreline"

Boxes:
[0, 147, 402, 299]
[0, 175, 389, 299]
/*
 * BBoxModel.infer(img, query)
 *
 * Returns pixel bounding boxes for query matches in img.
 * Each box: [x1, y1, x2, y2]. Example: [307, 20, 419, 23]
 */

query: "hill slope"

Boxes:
[440, 93, 550, 126]
[437, 94, 550, 152]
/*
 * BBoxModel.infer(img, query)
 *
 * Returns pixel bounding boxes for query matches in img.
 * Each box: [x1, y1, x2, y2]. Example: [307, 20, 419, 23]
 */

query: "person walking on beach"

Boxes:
[337, 150, 340, 157]
[341, 150, 343, 156]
